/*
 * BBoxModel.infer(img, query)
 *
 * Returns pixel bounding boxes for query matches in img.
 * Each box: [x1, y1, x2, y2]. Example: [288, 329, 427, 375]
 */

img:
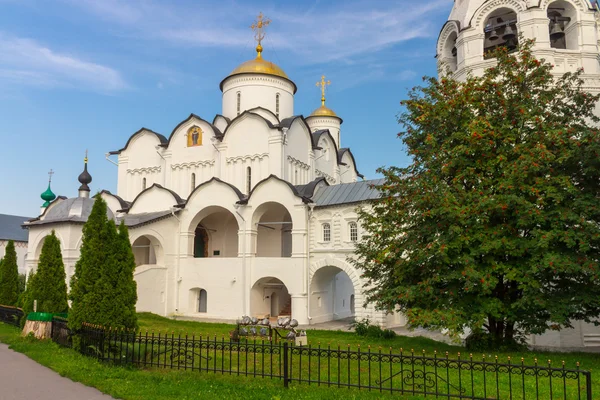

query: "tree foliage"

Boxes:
[69, 197, 138, 332]
[352, 41, 600, 347]
[0, 241, 20, 306]
[23, 232, 68, 314]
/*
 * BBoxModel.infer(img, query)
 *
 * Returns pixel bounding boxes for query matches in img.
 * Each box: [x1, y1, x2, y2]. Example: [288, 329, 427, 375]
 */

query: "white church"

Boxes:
[21, 3, 600, 349]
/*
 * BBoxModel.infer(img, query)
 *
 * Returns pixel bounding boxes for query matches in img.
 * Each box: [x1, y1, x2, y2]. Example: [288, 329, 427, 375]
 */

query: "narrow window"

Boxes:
[349, 222, 358, 242]
[246, 166, 252, 194]
[142, 177, 147, 190]
[322, 223, 331, 242]
[237, 92, 241, 115]
[191, 173, 196, 192]
[275, 93, 280, 118]
[198, 289, 207, 313]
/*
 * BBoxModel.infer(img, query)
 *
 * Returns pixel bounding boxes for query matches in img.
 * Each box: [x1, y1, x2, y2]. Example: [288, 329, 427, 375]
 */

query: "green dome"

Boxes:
[41, 183, 56, 207]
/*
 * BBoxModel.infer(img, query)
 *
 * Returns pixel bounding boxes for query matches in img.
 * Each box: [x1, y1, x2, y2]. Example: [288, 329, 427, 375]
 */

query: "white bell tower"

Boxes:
[437, 0, 600, 84]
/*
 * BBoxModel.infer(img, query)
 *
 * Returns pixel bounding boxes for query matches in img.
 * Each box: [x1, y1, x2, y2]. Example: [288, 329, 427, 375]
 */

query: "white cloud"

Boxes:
[68, 0, 447, 63]
[0, 33, 127, 92]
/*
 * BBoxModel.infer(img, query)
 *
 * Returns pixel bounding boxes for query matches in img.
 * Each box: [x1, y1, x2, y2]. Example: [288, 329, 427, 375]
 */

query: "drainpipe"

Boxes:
[306, 203, 315, 322]
[171, 207, 181, 315]
[234, 205, 247, 315]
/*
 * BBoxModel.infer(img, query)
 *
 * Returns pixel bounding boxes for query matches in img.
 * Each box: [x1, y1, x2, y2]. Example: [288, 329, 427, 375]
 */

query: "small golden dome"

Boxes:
[309, 105, 338, 118]
[228, 45, 288, 79]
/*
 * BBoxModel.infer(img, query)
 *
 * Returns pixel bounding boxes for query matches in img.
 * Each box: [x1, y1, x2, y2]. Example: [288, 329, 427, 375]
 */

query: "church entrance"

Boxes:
[250, 277, 291, 318]
[193, 226, 208, 258]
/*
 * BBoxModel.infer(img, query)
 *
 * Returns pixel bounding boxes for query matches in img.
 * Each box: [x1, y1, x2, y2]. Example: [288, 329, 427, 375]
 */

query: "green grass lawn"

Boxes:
[0, 313, 597, 399]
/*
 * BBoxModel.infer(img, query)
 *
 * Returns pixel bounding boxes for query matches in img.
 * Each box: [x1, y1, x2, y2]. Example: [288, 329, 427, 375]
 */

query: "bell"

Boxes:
[550, 22, 565, 40]
[502, 25, 516, 41]
[488, 29, 499, 41]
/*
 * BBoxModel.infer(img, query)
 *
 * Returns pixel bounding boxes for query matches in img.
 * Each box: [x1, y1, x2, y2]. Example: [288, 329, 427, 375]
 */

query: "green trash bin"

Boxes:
[26, 312, 54, 322]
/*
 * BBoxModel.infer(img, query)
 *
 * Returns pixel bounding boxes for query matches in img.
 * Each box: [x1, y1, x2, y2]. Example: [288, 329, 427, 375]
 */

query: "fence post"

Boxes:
[584, 371, 592, 400]
[283, 342, 289, 389]
[50, 318, 54, 342]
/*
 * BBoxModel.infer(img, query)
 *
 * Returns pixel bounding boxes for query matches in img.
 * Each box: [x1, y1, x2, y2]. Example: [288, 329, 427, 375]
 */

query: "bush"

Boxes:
[351, 318, 396, 340]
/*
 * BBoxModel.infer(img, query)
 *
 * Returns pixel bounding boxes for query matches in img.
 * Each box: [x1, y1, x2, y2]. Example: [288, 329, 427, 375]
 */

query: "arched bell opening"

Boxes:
[483, 8, 519, 59]
[548, 1, 577, 50]
[442, 31, 458, 73]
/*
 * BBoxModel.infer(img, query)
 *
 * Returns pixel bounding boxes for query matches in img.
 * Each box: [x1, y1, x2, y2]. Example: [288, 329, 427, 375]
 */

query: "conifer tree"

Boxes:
[69, 196, 113, 331]
[21, 270, 37, 315]
[95, 222, 138, 329]
[0, 241, 20, 306]
[29, 232, 68, 313]
[353, 40, 600, 348]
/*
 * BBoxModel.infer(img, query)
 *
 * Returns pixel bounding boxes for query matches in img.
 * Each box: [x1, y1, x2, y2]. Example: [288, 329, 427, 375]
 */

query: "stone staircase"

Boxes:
[278, 299, 291, 317]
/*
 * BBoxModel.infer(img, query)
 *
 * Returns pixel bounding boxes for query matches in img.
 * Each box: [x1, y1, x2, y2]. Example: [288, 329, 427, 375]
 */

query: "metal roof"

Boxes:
[0, 214, 32, 242]
[309, 178, 384, 207]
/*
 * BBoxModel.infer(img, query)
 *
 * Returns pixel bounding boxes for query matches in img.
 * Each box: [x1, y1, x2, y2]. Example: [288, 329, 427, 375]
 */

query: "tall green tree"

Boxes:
[99, 222, 138, 329]
[352, 40, 600, 347]
[27, 232, 68, 313]
[69, 196, 114, 331]
[69, 197, 138, 331]
[0, 241, 20, 306]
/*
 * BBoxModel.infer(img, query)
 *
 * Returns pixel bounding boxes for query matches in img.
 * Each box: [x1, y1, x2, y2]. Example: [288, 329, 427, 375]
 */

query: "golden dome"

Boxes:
[229, 54, 289, 79]
[229, 44, 290, 79]
[221, 44, 296, 93]
[309, 104, 338, 118]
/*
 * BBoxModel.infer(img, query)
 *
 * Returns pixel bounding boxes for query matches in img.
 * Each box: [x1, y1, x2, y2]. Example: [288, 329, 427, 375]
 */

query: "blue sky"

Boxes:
[0, 0, 452, 217]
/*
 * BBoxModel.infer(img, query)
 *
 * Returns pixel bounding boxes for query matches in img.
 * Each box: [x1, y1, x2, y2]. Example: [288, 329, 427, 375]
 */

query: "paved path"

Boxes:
[0, 343, 115, 400]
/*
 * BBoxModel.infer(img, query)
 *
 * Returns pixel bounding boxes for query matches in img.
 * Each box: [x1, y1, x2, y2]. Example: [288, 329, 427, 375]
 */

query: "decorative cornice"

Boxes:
[226, 153, 269, 163]
[287, 155, 310, 170]
[127, 166, 161, 174]
[222, 75, 295, 93]
[315, 169, 337, 184]
[171, 160, 215, 170]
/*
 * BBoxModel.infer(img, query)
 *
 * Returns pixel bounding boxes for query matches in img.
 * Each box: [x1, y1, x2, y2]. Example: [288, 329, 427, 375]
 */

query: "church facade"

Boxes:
[23, 15, 405, 329]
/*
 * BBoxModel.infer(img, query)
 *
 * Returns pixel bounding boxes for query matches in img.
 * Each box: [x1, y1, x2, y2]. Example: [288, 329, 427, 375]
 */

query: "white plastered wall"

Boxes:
[222, 74, 295, 120]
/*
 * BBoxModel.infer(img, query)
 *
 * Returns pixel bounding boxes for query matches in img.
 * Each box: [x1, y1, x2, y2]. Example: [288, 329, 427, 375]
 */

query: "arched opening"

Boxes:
[484, 8, 518, 58]
[191, 173, 196, 192]
[253, 202, 293, 257]
[548, 1, 577, 50]
[236, 92, 241, 115]
[310, 266, 356, 323]
[275, 93, 280, 118]
[251, 277, 291, 318]
[132, 235, 163, 266]
[191, 206, 239, 258]
[442, 31, 458, 72]
[189, 287, 208, 313]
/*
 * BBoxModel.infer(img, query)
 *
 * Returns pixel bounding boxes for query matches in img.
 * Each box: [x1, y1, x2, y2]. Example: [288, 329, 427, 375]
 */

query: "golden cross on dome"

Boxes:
[251, 12, 271, 57]
[48, 168, 54, 183]
[316, 75, 331, 106]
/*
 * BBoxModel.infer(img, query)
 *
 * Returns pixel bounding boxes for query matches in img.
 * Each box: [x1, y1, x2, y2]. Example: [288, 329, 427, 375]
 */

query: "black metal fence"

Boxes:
[0, 305, 24, 327]
[50, 316, 72, 348]
[47, 320, 592, 399]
